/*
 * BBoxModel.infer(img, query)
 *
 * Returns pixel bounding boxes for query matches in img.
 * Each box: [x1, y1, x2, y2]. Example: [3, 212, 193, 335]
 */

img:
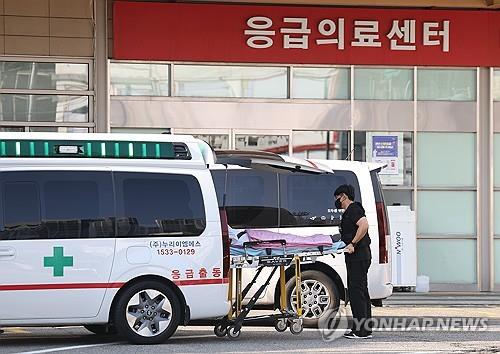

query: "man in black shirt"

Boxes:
[334, 184, 372, 339]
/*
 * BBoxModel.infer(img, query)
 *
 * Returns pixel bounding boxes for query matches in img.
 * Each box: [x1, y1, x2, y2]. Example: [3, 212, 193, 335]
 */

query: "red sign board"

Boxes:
[113, 1, 500, 67]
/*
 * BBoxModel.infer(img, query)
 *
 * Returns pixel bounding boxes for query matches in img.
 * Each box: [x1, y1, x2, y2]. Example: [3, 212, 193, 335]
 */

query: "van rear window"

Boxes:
[211, 169, 360, 229]
[279, 171, 361, 228]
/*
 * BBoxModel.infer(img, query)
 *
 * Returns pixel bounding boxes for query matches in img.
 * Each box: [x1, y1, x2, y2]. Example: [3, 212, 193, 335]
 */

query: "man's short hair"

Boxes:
[334, 184, 355, 201]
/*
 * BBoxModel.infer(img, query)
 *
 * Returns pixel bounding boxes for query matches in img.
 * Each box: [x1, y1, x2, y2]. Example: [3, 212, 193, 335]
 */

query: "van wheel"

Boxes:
[114, 280, 181, 344]
[83, 324, 117, 335]
[285, 270, 340, 328]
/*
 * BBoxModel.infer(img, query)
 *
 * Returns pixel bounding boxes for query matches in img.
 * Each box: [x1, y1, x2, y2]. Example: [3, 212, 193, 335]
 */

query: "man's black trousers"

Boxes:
[346, 259, 372, 336]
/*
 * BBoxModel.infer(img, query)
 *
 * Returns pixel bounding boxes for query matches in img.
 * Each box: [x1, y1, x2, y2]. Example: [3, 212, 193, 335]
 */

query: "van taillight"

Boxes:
[219, 209, 230, 278]
[376, 202, 389, 264]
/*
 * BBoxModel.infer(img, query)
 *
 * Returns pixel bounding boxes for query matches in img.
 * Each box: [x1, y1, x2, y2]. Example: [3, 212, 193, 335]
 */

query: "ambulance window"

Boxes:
[279, 171, 361, 228]
[1, 182, 41, 240]
[0, 171, 115, 240]
[223, 169, 279, 229]
[114, 172, 206, 237]
[42, 172, 115, 239]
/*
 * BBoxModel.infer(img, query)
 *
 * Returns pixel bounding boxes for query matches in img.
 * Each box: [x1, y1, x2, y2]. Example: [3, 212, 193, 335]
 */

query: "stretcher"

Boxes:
[214, 237, 347, 339]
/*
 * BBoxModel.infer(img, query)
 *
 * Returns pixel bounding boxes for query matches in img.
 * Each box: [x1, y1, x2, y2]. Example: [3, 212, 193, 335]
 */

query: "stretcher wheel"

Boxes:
[289, 320, 303, 335]
[214, 324, 227, 337]
[274, 318, 287, 332]
[227, 325, 241, 339]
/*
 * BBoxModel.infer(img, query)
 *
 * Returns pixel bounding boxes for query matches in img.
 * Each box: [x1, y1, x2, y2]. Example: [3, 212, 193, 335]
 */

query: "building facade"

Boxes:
[0, 0, 499, 291]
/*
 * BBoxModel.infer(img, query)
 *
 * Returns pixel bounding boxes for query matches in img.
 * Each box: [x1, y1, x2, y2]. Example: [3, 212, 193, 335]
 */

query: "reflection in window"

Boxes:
[354, 132, 413, 186]
[0, 95, 89, 123]
[417, 69, 476, 101]
[292, 131, 349, 160]
[235, 135, 289, 154]
[0, 62, 88, 90]
[174, 65, 287, 98]
[279, 171, 361, 227]
[354, 68, 413, 100]
[115, 173, 206, 237]
[110, 63, 169, 96]
[193, 134, 229, 150]
[0, 171, 115, 240]
[215, 169, 279, 229]
[292, 67, 350, 99]
[492, 69, 500, 102]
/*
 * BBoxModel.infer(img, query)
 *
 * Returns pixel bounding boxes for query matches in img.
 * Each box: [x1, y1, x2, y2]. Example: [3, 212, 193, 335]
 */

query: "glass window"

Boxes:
[417, 191, 476, 235]
[216, 169, 279, 229]
[193, 134, 229, 150]
[0, 94, 89, 123]
[2, 182, 41, 238]
[354, 132, 412, 186]
[115, 173, 206, 237]
[495, 192, 500, 236]
[495, 239, 500, 284]
[0, 127, 24, 132]
[495, 134, 500, 188]
[493, 69, 500, 102]
[417, 69, 476, 101]
[235, 135, 289, 154]
[418, 239, 476, 283]
[382, 189, 413, 207]
[417, 133, 476, 188]
[292, 131, 350, 160]
[279, 171, 361, 227]
[0, 62, 89, 91]
[0, 171, 115, 240]
[292, 67, 350, 99]
[174, 65, 287, 98]
[354, 68, 413, 100]
[110, 63, 169, 96]
[29, 127, 89, 133]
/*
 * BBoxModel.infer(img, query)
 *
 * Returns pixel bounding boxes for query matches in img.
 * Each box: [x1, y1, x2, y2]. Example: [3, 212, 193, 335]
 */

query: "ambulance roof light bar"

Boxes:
[0, 139, 191, 160]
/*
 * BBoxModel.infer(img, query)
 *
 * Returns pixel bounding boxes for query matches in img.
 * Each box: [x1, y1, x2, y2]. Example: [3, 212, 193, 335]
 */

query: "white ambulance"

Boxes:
[0, 133, 231, 344]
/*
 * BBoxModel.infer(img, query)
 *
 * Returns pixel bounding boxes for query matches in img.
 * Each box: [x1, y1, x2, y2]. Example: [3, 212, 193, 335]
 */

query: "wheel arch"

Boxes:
[273, 262, 346, 309]
[108, 275, 190, 326]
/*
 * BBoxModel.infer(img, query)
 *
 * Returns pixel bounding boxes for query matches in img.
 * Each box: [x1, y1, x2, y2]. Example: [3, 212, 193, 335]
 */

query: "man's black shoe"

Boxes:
[343, 330, 372, 339]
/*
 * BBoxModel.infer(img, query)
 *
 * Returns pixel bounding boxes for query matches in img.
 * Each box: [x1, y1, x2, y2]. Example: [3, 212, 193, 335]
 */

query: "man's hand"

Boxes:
[345, 243, 355, 254]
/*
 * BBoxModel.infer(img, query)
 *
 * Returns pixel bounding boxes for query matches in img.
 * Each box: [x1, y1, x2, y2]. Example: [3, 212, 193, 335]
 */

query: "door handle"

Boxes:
[0, 248, 15, 258]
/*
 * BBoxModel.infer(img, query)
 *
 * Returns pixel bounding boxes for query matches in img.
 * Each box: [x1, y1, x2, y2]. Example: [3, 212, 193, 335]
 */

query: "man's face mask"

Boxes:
[335, 195, 343, 209]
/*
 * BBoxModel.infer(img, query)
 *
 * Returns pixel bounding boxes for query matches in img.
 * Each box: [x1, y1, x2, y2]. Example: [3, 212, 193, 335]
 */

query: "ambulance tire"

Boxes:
[114, 280, 181, 344]
[83, 324, 117, 336]
[285, 270, 340, 328]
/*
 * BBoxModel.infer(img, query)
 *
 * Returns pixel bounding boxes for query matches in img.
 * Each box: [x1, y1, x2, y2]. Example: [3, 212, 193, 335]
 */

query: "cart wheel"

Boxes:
[274, 318, 287, 332]
[227, 325, 241, 340]
[289, 320, 303, 335]
[214, 324, 227, 337]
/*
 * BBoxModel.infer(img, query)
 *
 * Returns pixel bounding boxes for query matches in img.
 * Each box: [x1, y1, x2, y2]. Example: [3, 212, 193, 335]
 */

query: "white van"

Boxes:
[0, 133, 231, 344]
[209, 151, 392, 326]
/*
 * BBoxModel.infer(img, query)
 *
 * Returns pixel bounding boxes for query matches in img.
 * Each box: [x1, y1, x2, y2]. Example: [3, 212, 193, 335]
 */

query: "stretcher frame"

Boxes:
[214, 239, 346, 339]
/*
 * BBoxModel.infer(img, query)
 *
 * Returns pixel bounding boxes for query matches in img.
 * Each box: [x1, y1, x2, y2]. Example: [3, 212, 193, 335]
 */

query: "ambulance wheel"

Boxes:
[114, 280, 181, 344]
[285, 270, 340, 327]
[83, 324, 117, 335]
[274, 318, 287, 332]
[226, 325, 241, 339]
[214, 324, 227, 337]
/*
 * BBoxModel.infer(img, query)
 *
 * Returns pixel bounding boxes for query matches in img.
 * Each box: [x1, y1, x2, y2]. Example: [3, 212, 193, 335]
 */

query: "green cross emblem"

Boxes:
[44, 246, 74, 277]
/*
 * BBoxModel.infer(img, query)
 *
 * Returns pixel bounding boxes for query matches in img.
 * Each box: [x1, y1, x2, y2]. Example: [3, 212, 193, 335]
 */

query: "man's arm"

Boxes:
[351, 216, 369, 245]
